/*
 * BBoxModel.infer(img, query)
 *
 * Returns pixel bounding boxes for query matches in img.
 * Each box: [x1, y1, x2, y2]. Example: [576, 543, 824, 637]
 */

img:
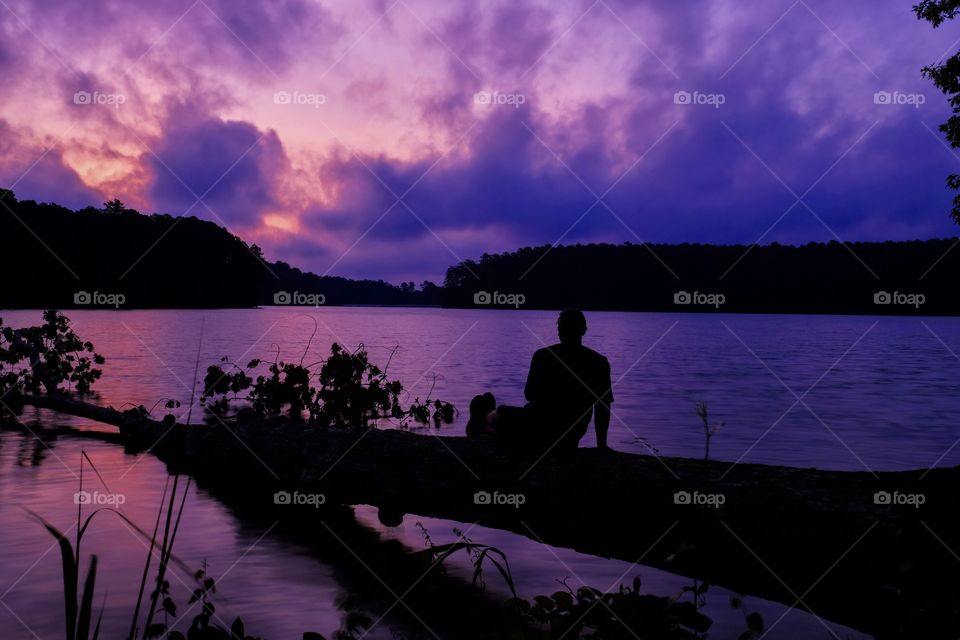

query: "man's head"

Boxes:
[557, 308, 587, 345]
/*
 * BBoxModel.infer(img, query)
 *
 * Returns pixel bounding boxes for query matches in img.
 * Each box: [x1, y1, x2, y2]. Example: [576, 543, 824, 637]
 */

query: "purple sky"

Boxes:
[1, 0, 959, 282]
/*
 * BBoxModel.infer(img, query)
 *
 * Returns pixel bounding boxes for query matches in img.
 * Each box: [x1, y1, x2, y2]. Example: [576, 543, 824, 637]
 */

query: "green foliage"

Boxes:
[0, 310, 105, 407]
[414, 527, 519, 599]
[415, 526, 721, 639]
[915, 0, 960, 27]
[729, 594, 765, 640]
[695, 402, 724, 464]
[30, 455, 327, 640]
[162, 615, 280, 640]
[200, 343, 456, 428]
[156, 567, 271, 640]
[250, 360, 315, 418]
[916, 0, 960, 222]
[102, 199, 127, 215]
[408, 397, 457, 426]
[200, 359, 255, 416]
[28, 512, 102, 640]
[313, 344, 397, 426]
[510, 577, 712, 640]
[329, 595, 371, 640]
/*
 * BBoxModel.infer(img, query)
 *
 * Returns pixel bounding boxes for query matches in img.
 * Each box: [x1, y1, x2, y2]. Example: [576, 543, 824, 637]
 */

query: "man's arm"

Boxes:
[595, 402, 610, 448]
[524, 349, 545, 403]
[595, 357, 614, 449]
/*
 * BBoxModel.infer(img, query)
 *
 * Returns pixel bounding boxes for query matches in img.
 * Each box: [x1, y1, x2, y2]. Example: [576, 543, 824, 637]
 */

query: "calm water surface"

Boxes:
[3, 306, 956, 639]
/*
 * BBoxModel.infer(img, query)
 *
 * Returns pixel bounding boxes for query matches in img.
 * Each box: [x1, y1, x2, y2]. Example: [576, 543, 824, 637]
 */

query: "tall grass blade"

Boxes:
[25, 509, 78, 640]
[142, 474, 180, 638]
[77, 555, 98, 640]
[91, 607, 103, 640]
[129, 476, 170, 640]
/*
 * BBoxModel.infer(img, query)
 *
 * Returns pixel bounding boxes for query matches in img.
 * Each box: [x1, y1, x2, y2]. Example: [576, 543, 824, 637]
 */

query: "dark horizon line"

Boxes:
[6, 187, 960, 287]
[0, 305, 955, 319]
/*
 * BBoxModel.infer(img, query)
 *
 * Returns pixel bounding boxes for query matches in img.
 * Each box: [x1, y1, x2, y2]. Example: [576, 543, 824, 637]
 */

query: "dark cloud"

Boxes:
[146, 111, 287, 228]
[4, 0, 340, 73]
[3, 0, 960, 282]
[300, 0, 953, 269]
[0, 120, 102, 209]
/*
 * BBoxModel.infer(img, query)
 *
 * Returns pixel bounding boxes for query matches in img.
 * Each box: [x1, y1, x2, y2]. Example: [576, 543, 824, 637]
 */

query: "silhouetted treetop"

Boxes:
[0, 190, 438, 309]
[442, 240, 960, 314]
[917, 0, 960, 222]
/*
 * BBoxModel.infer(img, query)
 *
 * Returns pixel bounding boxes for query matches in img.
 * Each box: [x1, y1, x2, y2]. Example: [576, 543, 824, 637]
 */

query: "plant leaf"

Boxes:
[77, 555, 98, 640]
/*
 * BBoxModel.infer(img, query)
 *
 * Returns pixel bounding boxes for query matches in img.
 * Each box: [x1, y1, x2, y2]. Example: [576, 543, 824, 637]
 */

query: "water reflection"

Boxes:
[0, 428, 871, 639]
[2, 306, 944, 638]
[2, 307, 957, 470]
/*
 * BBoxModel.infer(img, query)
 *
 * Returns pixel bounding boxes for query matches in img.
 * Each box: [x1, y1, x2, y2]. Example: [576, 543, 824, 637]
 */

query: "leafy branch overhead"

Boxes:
[916, 0, 960, 222]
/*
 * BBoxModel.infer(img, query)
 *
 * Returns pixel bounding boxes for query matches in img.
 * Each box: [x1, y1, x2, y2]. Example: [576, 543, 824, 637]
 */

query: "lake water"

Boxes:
[3, 306, 957, 639]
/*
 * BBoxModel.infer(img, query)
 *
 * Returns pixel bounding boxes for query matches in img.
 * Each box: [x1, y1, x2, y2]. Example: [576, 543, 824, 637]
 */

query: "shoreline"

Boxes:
[2, 305, 959, 318]
[4, 399, 957, 638]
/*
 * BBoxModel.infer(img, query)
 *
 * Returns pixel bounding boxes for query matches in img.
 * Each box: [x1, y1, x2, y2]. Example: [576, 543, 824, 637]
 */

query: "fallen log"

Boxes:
[11, 393, 960, 638]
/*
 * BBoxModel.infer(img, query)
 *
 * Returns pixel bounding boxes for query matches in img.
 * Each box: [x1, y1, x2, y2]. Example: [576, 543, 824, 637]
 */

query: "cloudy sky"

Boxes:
[1, 0, 958, 282]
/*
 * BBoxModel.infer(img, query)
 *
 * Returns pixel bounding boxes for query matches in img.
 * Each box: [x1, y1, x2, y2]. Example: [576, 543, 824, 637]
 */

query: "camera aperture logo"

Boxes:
[873, 291, 924, 308]
[673, 490, 725, 508]
[74, 291, 126, 308]
[873, 490, 924, 508]
[873, 91, 925, 108]
[674, 290, 725, 309]
[73, 90, 126, 108]
[273, 90, 326, 108]
[274, 291, 326, 306]
[673, 90, 725, 109]
[74, 490, 126, 506]
[273, 490, 326, 508]
[474, 90, 526, 108]
[474, 490, 525, 508]
[474, 290, 526, 308]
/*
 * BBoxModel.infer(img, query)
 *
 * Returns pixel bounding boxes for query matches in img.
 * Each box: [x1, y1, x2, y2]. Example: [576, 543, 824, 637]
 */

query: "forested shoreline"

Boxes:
[3, 188, 958, 314]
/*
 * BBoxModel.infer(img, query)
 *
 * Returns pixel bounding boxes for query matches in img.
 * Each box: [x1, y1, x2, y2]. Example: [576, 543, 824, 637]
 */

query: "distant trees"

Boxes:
[420, 280, 440, 298]
[267, 262, 440, 306]
[4, 189, 957, 314]
[916, 0, 960, 222]
[0, 191, 437, 309]
[101, 198, 126, 215]
[441, 240, 960, 314]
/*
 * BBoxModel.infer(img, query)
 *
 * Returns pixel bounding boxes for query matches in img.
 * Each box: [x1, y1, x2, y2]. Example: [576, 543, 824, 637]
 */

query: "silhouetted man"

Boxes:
[466, 309, 614, 451]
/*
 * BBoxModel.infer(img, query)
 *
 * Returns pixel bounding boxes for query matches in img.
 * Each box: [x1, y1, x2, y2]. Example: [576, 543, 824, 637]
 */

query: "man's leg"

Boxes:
[465, 392, 497, 436]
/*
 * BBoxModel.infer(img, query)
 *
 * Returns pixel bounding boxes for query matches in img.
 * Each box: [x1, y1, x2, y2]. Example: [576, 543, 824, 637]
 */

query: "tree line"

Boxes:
[441, 240, 960, 314]
[0, 190, 438, 308]
[3, 188, 958, 314]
